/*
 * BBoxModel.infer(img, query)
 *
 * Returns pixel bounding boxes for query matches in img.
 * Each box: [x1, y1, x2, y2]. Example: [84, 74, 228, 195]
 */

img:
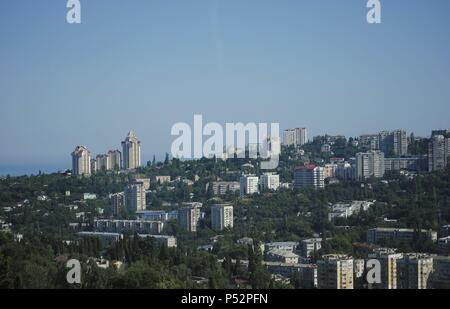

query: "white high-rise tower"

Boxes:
[122, 131, 141, 170]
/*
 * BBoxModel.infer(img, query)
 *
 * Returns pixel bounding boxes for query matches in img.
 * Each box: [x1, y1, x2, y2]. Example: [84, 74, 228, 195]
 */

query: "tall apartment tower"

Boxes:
[95, 154, 109, 172]
[392, 130, 408, 156]
[260, 173, 280, 191]
[428, 135, 450, 172]
[368, 248, 403, 289]
[71, 146, 91, 176]
[283, 129, 296, 147]
[356, 151, 385, 180]
[211, 204, 234, 231]
[108, 150, 122, 170]
[178, 203, 202, 232]
[294, 164, 325, 189]
[110, 192, 125, 217]
[317, 255, 354, 289]
[122, 131, 141, 170]
[283, 128, 308, 147]
[240, 175, 260, 196]
[379, 130, 408, 156]
[396, 254, 434, 289]
[124, 180, 146, 212]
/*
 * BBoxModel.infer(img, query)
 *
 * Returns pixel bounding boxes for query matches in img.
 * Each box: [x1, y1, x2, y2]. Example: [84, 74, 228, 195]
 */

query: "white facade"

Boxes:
[317, 255, 354, 289]
[122, 131, 141, 170]
[108, 150, 122, 170]
[429, 135, 450, 172]
[283, 128, 308, 147]
[110, 192, 125, 217]
[260, 173, 280, 191]
[240, 175, 259, 196]
[178, 203, 202, 232]
[211, 204, 234, 231]
[124, 180, 146, 212]
[71, 145, 91, 176]
[356, 151, 385, 180]
[95, 154, 109, 172]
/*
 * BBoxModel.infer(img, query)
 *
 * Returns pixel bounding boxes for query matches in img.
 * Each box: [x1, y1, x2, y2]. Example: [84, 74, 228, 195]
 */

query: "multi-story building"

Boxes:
[178, 202, 202, 232]
[95, 154, 109, 172]
[317, 255, 354, 289]
[133, 178, 150, 191]
[264, 262, 318, 289]
[367, 228, 438, 244]
[379, 130, 407, 156]
[155, 175, 171, 184]
[138, 234, 177, 248]
[431, 256, 450, 289]
[283, 128, 308, 147]
[264, 242, 299, 254]
[356, 151, 385, 180]
[211, 204, 234, 231]
[94, 219, 164, 234]
[71, 145, 91, 176]
[441, 225, 450, 238]
[240, 175, 259, 196]
[124, 180, 146, 212]
[328, 200, 375, 221]
[368, 248, 403, 289]
[294, 164, 324, 189]
[438, 236, 450, 253]
[428, 135, 450, 172]
[359, 134, 380, 150]
[384, 156, 428, 172]
[295, 127, 308, 146]
[335, 162, 356, 181]
[107, 150, 122, 170]
[121, 131, 141, 170]
[391, 130, 408, 156]
[259, 173, 280, 191]
[299, 238, 322, 258]
[323, 163, 338, 179]
[110, 192, 125, 217]
[90, 159, 97, 174]
[78, 232, 123, 245]
[266, 250, 299, 264]
[396, 253, 434, 289]
[136, 210, 171, 221]
[432, 129, 450, 137]
[211, 181, 240, 196]
[283, 129, 296, 147]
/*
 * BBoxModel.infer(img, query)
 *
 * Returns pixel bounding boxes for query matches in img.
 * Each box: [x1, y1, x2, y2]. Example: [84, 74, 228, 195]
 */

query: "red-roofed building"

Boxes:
[294, 164, 324, 189]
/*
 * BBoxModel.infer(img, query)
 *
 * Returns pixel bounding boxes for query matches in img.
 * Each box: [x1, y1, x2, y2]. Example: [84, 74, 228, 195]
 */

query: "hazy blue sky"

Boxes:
[1, 0, 450, 175]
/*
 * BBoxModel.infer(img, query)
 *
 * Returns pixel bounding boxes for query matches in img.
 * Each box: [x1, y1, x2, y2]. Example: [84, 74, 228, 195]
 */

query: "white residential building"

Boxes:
[211, 204, 234, 231]
[428, 135, 450, 172]
[356, 151, 385, 180]
[240, 175, 259, 196]
[124, 180, 146, 212]
[71, 145, 91, 176]
[317, 255, 354, 289]
[178, 202, 202, 232]
[260, 173, 280, 191]
[107, 150, 122, 170]
[283, 128, 308, 147]
[122, 131, 141, 170]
